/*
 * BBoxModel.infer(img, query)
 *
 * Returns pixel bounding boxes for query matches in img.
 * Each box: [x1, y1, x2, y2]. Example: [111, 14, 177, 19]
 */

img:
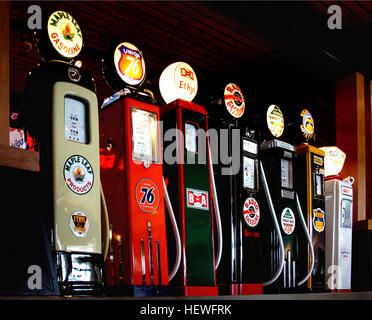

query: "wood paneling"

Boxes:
[0, 1, 9, 145]
[0, 2, 39, 172]
[8, 1, 281, 110]
[336, 72, 367, 222]
[7, 1, 366, 160]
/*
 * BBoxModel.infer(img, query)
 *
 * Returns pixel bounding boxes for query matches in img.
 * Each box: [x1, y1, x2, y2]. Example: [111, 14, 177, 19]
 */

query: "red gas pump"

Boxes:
[159, 62, 222, 296]
[100, 42, 174, 296]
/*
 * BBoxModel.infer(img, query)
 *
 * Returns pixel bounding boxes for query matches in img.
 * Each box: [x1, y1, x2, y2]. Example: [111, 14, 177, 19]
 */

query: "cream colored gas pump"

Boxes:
[53, 83, 101, 254]
[24, 10, 109, 294]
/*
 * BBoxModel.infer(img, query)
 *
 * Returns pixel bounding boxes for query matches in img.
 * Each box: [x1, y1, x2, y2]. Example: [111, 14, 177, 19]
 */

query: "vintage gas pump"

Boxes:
[23, 11, 107, 294]
[159, 62, 221, 296]
[320, 147, 353, 292]
[203, 82, 269, 295]
[293, 108, 326, 291]
[100, 42, 176, 296]
[259, 104, 314, 292]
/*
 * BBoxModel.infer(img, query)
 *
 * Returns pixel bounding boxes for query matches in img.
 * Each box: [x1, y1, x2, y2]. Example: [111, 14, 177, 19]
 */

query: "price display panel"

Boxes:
[65, 96, 89, 144]
[131, 108, 158, 162]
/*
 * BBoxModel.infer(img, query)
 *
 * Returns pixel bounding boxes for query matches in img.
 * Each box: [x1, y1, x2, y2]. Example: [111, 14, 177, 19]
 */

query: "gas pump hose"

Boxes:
[208, 143, 223, 270]
[162, 177, 182, 282]
[295, 193, 315, 286]
[259, 161, 285, 287]
[100, 182, 110, 261]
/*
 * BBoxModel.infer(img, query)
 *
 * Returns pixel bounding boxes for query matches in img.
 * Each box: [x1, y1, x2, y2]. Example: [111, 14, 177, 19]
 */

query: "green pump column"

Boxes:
[161, 99, 218, 296]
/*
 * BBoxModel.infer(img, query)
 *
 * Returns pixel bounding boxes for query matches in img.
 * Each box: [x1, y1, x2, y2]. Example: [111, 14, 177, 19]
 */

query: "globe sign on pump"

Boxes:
[159, 62, 198, 103]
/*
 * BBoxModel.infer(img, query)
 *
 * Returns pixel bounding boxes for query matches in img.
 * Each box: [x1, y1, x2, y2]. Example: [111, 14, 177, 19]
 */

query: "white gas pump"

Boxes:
[321, 146, 353, 291]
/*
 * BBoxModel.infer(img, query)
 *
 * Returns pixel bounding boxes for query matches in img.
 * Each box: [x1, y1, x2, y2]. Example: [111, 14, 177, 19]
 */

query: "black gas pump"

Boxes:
[204, 83, 288, 295]
[22, 10, 108, 295]
[259, 103, 314, 293]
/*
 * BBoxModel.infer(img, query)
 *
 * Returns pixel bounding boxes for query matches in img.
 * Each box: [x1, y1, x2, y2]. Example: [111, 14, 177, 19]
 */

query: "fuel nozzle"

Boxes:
[245, 128, 256, 140]
[343, 176, 355, 185]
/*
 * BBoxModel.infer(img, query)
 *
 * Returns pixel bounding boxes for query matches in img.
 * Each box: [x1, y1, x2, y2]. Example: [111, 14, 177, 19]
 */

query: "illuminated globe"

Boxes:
[320, 146, 346, 177]
[159, 62, 198, 103]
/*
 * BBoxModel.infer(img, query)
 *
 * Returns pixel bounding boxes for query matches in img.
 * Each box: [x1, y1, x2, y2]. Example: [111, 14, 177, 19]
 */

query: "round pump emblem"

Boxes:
[313, 208, 325, 232]
[47, 11, 83, 58]
[266, 104, 284, 137]
[243, 197, 260, 228]
[69, 211, 90, 238]
[113, 42, 146, 86]
[224, 83, 245, 118]
[135, 178, 160, 213]
[64, 155, 94, 195]
[281, 207, 296, 235]
[300, 109, 314, 141]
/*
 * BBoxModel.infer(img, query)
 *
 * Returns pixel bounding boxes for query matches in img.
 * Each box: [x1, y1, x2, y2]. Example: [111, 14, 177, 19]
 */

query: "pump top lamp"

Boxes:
[320, 146, 346, 180]
[159, 62, 198, 103]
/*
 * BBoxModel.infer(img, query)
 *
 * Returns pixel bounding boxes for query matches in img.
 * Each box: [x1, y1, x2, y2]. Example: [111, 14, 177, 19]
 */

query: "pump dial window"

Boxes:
[64, 96, 89, 144]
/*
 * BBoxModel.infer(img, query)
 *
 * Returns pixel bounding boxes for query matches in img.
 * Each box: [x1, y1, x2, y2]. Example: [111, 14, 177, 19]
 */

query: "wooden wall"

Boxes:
[336, 72, 372, 223]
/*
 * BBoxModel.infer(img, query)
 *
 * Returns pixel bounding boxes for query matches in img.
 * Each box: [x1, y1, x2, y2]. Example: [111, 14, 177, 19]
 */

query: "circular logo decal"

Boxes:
[174, 62, 198, 102]
[341, 248, 351, 261]
[64, 155, 94, 195]
[224, 83, 245, 118]
[114, 42, 146, 86]
[281, 207, 295, 235]
[266, 104, 284, 137]
[47, 11, 83, 58]
[68, 67, 81, 82]
[243, 197, 260, 228]
[313, 208, 325, 232]
[69, 211, 89, 238]
[135, 178, 160, 213]
[300, 109, 314, 141]
[159, 62, 198, 103]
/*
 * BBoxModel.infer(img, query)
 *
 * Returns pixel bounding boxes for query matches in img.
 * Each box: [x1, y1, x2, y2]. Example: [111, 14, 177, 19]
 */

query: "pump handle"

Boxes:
[344, 176, 355, 184]
[162, 177, 182, 282]
[295, 193, 315, 286]
[100, 182, 110, 261]
[208, 143, 223, 270]
[259, 161, 285, 287]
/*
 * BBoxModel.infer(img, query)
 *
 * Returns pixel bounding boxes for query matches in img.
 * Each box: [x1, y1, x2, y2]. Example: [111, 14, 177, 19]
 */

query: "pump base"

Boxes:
[184, 286, 219, 297]
[55, 251, 104, 296]
[232, 283, 263, 295]
[264, 285, 313, 294]
[105, 285, 173, 297]
[331, 289, 352, 293]
[218, 283, 263, 295]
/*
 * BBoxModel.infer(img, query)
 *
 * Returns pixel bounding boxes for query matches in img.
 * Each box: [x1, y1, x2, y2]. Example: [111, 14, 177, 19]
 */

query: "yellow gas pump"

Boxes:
[294, 108, 326, 291]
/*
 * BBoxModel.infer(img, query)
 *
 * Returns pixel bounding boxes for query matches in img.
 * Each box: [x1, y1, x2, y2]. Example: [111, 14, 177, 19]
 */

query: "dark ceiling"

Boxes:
[9, 1, 372, 147]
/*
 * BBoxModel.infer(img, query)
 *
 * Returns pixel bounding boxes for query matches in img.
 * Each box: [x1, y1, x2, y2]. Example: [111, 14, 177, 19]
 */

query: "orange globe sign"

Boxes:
[114, 42, 146, 86]
[224, 83, 245, 118]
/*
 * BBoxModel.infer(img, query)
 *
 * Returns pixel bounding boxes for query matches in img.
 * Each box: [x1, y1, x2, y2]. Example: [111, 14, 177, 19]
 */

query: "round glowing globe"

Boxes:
[320, 146, 346, 177]
[159, 62, 198, 103]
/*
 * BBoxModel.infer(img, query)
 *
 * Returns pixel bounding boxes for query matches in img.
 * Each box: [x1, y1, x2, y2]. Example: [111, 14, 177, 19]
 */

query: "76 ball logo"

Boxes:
[135, 178, 160, 213]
